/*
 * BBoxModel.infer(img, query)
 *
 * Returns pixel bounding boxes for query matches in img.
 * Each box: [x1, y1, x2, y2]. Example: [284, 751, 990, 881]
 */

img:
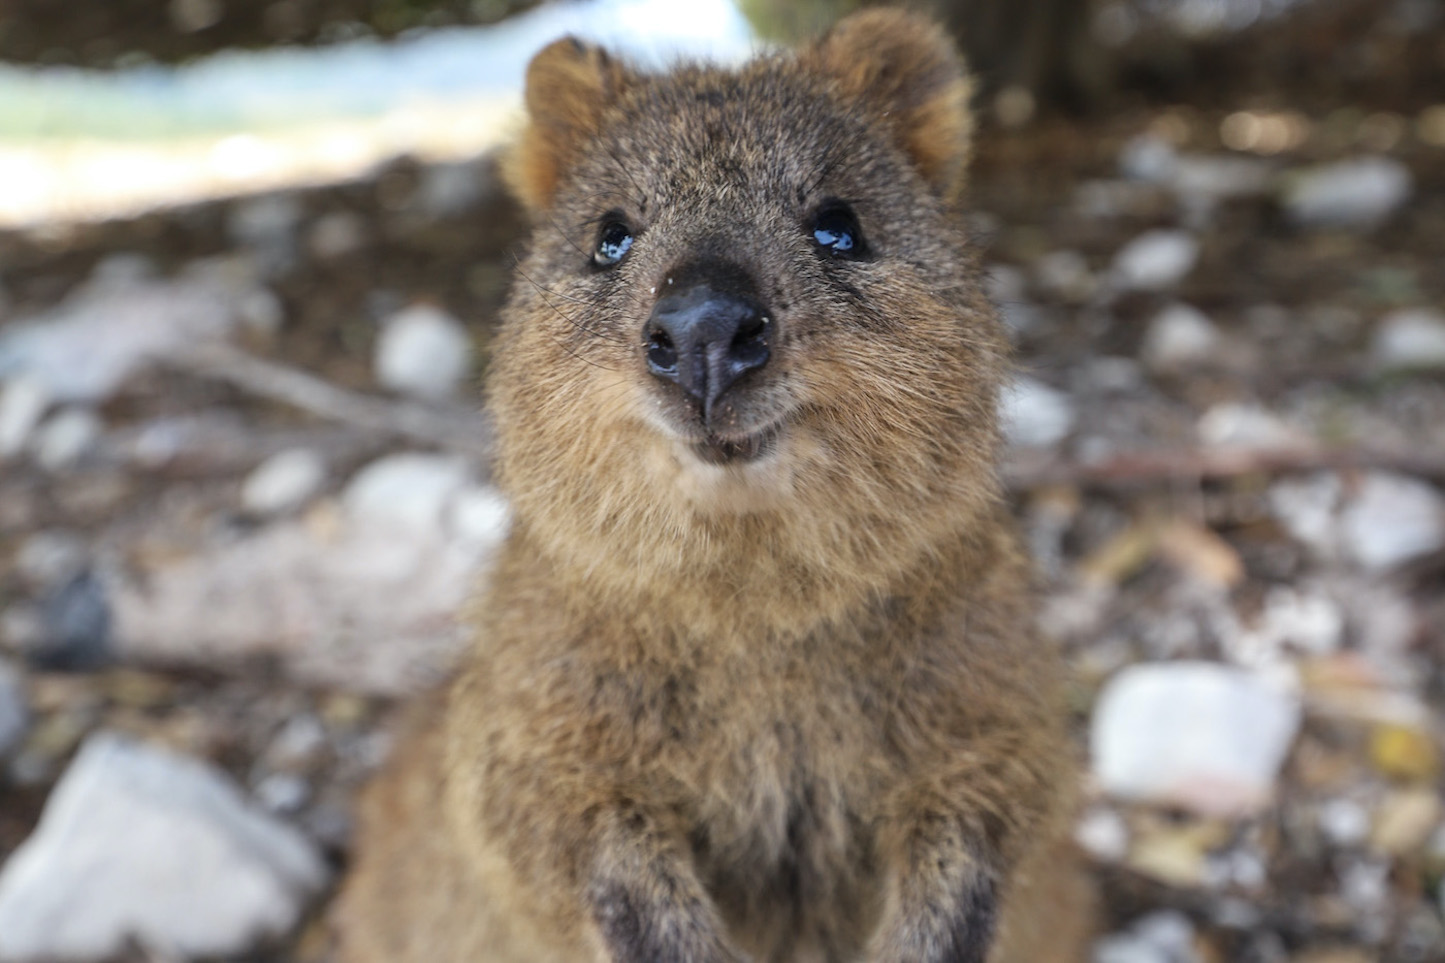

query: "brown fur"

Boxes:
[335, 9, 1091, 962]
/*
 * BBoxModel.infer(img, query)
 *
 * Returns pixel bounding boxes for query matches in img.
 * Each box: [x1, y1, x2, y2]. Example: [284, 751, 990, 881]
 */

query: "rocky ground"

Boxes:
[2, 48, 1445, 963]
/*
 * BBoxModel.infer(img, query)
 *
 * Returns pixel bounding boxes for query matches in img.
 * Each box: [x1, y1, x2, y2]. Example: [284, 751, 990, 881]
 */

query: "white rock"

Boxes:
[111, 514, 486, 693]
[1075, 807, 1130, 862]
[1198, 402, 1301, 448]
[241, 449, 327, 517]
[237, 287, 286, 339]
[0, 262, 261, 404]
[1000, 376, 1075, 448]
[1094, 910, 1199, 963]
[1338, 472, 1445, 570]
[342, 452, 472, 534]
[0, 732, 327, 960]
[1111, 230, 1199, 291]
[1094, 934, 1168, 963]
[448, 485, 512, 547]
[1240, 585, 1344, 661]
[374, 304, 473, 400]
[0, 376, 52, 458]
[1284, 157, 1412, 229]
[1268, 473, 1343, 557]
[1119, 133, 1178, 182]
[1168, 155, 1273, 204]
[0, 661, 27, 759]
[1372, 308, 1445, 370]
[1318, 797, 1371, 847]
[255, 773, 310, 813]
[1141, 303, 1220, 371]
[34, 407, 103, 471]
[1091, 662, 1302, 816]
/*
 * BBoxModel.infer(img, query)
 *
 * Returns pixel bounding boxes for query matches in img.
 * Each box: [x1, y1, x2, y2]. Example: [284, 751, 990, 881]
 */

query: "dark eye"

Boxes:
[593, 221, 634, 268]
[810, 203, 867, 259]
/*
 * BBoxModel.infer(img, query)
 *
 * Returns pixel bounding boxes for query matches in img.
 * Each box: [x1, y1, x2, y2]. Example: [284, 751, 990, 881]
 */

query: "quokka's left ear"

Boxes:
[807, 9, 976, 200]
[504, 36, 633, 212]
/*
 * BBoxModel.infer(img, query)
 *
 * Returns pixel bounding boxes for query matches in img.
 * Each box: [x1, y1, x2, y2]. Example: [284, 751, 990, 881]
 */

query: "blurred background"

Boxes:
[0, 0, 1442, 960]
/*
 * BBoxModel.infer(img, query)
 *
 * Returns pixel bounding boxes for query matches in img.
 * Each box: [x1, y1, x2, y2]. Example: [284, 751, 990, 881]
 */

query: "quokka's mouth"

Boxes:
[690, 424, 781, 465]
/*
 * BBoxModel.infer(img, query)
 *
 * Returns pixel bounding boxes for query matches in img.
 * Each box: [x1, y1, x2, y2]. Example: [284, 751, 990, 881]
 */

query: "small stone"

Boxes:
[1372, 789, 1441, 856]
[34, 407, 103, 471]
[1197, 402, 1301, 448]
[415, 162, 486, 219]
[33, 570, 113, 671]
[237, 287, 286, 339]
[1091, 662, 1302, 816]
[263, 715, 327, 771]
[374, 304, 473, 401]
[986, 264, 1027, 304]
[0, 660, 28, 758]
[0, 732, 328, 960]
[1339, 859, 1391, 913]
[1141, 303, 1221, 372]
[1318, 798, 1371, 848]
[1035, 250, 1095, 300]
[1120, 133, 1178, 182]
[448, 485, 512, 547]
[1370, 723, 1439, 782]
[1372, 308, 1445, 370]
[1094, 910, 1200, 963]
[1085, 357, 1144, 392]
[1168, 155, 1273, 205]
[1284, 157, 1412, 229]
[1000, 376, 1075, 448]
[1111, 230, 1199, 291]
[1076, 807, 1130, 862]
[1228, 586, 1344, 666]
[342, 453, 472, 534]
[307, 211, 367, 260]
[0, 376, 53, 458]
[227, 193, 301, 271]
[241, 449, 327, 517]
[1268, 473, 1342, 558]
[1338, 472, 1444, 570]
[14, 531, 89, 588]
[255, 772, 311, 813]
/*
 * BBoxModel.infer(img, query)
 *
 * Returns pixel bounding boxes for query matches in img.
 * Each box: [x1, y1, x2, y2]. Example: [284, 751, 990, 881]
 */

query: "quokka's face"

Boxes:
[495, 17, 1005, 516]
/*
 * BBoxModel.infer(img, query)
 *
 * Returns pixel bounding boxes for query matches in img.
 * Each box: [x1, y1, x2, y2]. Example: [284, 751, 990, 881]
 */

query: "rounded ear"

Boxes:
[504, 37, 631, 212]
[808, 9, 975, 200]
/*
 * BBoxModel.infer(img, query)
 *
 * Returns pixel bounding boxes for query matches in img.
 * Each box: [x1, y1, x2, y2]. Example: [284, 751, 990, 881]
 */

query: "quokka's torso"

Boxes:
[335, 10, 1091, 963]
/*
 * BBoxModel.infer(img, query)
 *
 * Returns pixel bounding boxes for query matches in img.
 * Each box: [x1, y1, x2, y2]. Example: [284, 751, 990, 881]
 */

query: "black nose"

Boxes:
[644, 284, 770, 417]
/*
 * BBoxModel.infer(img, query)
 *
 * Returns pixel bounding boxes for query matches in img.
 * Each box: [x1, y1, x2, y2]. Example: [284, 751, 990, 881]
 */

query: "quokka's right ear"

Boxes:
[504, 37, 631, 212]
[808, 9, 975, 201]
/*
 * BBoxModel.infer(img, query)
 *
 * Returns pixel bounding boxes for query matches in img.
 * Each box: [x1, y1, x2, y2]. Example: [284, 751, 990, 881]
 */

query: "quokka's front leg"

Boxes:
[583, 805, 749, 963]
[867, 743, 1064, 963]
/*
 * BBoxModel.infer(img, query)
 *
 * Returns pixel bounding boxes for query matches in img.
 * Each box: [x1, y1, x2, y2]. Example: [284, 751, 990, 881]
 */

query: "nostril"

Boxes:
[646, 326, 678, 372]
[732, 314, 768, 346]
[729, 315, 770, 371]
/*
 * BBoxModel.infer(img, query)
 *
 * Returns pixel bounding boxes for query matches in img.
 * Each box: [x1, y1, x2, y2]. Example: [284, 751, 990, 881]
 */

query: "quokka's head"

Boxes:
[489, 9, 1009, 609]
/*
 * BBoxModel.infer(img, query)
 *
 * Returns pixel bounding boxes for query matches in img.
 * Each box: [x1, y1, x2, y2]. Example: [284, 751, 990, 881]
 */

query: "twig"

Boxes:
[167, 343, 494, 465]
[1005, 444, 1445, 490]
